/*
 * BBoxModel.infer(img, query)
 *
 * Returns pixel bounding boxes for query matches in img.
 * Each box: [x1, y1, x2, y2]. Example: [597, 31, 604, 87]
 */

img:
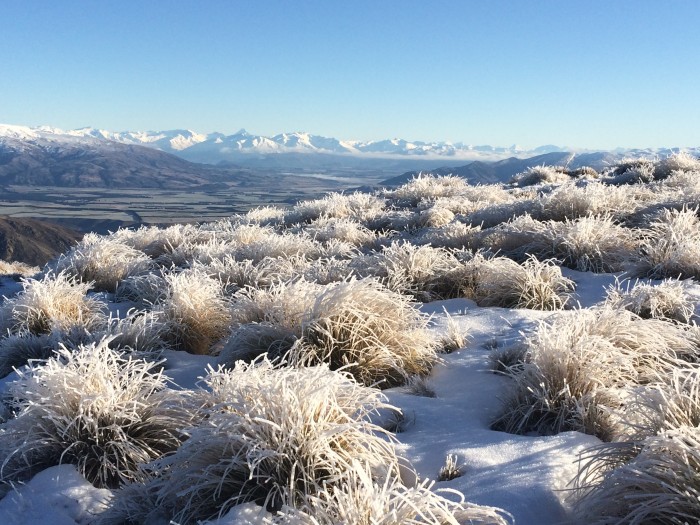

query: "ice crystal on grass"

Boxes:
[0, 339, 196, 491]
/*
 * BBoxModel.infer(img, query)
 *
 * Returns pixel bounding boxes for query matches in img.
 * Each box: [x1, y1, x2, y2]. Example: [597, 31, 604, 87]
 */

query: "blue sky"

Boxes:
[2, 1, 699, 149]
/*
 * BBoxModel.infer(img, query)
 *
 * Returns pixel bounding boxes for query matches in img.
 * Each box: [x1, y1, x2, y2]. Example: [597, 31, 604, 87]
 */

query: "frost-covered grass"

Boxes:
[160, 268, 232, 354]
[51, 233, 152, 292]
[0, 271, 107, 335]
[1, 154, 700, 524]
[0, 260, 39, 278]
[0, 340, 195, 491]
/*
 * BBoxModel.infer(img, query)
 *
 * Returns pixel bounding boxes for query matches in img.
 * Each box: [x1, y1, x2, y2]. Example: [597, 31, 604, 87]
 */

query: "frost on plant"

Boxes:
[297, 278, 439, 388]
[51, 232, 152, 292]
[0, 271, 107, 335]
[0, 339, 196, 491]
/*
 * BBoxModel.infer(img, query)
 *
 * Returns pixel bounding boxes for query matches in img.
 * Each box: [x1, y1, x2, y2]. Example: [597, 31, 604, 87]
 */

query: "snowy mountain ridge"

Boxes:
[0, 123, 575, 161]
[2, 123, 698, 172]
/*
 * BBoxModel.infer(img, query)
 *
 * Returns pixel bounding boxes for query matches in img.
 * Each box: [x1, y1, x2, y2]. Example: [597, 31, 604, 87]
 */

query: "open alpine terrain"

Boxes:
[1, 153, 700, 524]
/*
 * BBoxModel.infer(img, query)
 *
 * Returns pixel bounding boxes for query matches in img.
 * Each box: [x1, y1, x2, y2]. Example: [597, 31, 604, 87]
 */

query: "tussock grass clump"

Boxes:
[476, 214, 550, 260]
[104, 358, 510, 525]
[356, 242, 461, 301]
[0, 333, 54, 379]
[481, 213, 637, 273]
[659, 168, 700, 206]
[413, 221, 481, 250]
[235, 231, 325, 263]
[492, 308, 698, 440]
[230, 279, 323, 332]
[219, 322, 298, 364]
[228, 278, 440, 388]
[0, 271, 107, 335]
[654, 151, 700, 179]
[199, 255, 310, 295]
[417, 205, 456, 228]
[303, 257, 353, 285]
[419, 184, 514, 216]
[0, 339, 195, 490]
[0, 260, 39, 278]
[294, 470, 512, 525]
[297, 278, 438, 388]
[287, 192, 386, 224]
[114, 272, 168, 307]
[614, 366, 700, 443]
[102, 310, 169, 356]
[108, 359, 402, 523]
[510, 165, 570, 187]
[547, 215, 639, 273]
[602, 157, 656, 185]
[605, 160, 656, 185]
[114, 223, 206, 259]
[304, 216, 379, 247]
[539, 181, 642, 222]
[160, 268, 232, 354]
[385, 174, 471, 207]
[466, 255, 574, 310]
[605, 278, 696, 323]
[573, 426, 700, 524]
[465, 198, 539, 229]
[242, 205, 286, 226]
[51, 233, 152, 292]
[630, 206, 700, 279]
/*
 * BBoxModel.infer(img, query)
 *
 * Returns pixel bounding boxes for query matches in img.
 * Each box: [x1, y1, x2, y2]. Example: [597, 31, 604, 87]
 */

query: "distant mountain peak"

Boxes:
[1, 122, 696, 173]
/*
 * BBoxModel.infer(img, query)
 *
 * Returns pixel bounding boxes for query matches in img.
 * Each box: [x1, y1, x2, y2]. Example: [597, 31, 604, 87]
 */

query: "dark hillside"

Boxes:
[0, 217, 81, 266]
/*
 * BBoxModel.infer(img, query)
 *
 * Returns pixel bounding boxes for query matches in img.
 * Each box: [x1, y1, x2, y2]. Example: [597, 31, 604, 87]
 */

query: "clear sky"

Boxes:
[2, 1, 699, 149]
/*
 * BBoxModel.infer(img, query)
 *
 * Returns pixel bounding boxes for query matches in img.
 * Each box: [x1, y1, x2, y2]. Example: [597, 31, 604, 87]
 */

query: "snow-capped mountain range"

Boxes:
[0, 124, 560, 164]
[1, 123, 697, 174]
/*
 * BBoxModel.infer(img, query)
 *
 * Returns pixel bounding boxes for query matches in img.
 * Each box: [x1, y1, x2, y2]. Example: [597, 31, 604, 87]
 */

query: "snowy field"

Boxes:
[1, 154, 700, 524]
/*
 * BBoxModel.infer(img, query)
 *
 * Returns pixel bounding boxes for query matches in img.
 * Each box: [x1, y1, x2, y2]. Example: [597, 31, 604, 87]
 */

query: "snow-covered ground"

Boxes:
[3, 269, 688, 525]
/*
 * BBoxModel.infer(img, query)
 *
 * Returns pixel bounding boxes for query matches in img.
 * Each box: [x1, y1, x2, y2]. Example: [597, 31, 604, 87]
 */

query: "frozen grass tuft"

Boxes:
[0, 333, 54, 379]
[0, 339, 195, 490]
[629, 206, 700, 279]
[510, 165, 570, 187]
[605, 278, 696, 323]
[295, 469, 512, 525]
[492, 307, 698, 440]
[118, 358, 401, 523]
[654, 151, 700, 179]
[0, 271, 107, 335]
[547, 215, 639, 273]
[103, 358, 510, 525]
[304, 216, 378, 247]
[160, 268, 232, 354]
[440, 311, 468, 353]
[573, 426, 700, 524]
[114, 223, 206, 260]
[51, 232, 152, 292]
[286, 192, 385, 224]
[539, 181, 639, 222]
[102, 309, 169, 356]
[385, 174, 471, 207]
[437, 453, 463, 481]
[466, 255, 574, 310]
[0, 260, 39, 278]
[296, 278, 439, 388]
[200, 255, 310, 295]
[219, 322, 298, 365]
[356, 242, 461, 301]
[230, 279, 323, 332]
[114, 272, 168, 307]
